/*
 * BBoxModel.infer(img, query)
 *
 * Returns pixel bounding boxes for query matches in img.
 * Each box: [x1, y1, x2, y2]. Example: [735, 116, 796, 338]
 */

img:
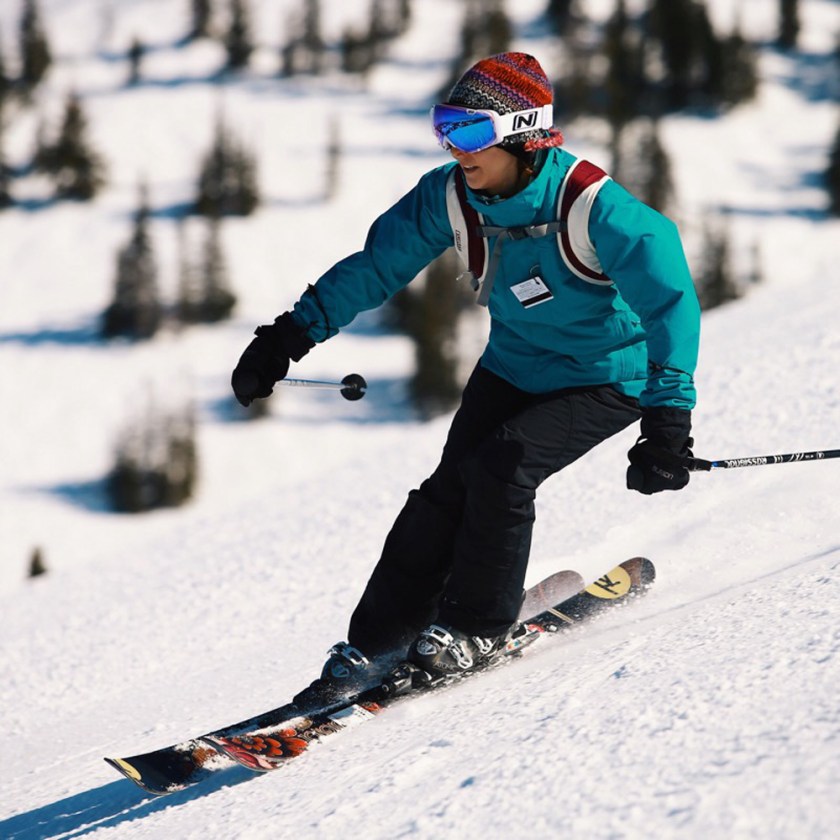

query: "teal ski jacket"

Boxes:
[291, 147, 700, 409]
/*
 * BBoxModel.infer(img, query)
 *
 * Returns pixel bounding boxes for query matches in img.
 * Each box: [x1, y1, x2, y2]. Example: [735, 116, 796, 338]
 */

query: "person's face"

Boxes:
[449, 145, 522, 197]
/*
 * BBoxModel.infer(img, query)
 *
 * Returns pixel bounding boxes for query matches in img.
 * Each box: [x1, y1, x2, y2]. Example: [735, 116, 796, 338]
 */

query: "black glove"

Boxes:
[231, 312, 315, 407]
[627, 407, 693, 495]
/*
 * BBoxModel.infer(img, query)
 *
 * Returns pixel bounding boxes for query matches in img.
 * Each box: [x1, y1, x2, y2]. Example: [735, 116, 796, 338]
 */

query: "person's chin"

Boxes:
[461, 166, 483, 187]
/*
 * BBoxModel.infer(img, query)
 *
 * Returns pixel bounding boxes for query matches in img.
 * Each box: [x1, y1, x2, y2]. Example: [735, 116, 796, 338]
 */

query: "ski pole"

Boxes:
[278, 373, 367, 401]
[687, 448, 840, 471]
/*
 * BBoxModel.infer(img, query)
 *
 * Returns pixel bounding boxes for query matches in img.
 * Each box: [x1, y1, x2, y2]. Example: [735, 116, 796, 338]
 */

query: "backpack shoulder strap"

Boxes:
[445, 158, 613, 303]
[445, 167, 487, 289]
[557, 159, 612, 285]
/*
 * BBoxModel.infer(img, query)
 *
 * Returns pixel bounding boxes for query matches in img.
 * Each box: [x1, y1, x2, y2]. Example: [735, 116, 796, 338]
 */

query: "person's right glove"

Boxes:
[626, 406, 693, 495]
[231, 312, 315, 407]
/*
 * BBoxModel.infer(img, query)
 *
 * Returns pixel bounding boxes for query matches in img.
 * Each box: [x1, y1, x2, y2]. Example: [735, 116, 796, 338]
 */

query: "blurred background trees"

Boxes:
[1, 0, 835, 471]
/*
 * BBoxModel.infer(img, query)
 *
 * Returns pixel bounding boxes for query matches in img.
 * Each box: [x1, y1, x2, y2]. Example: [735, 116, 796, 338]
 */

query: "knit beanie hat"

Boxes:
[446, 52, 564, 153]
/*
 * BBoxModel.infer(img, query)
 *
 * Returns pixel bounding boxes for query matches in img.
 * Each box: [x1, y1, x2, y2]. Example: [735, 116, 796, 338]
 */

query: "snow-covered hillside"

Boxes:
[1, 0, 839, 837]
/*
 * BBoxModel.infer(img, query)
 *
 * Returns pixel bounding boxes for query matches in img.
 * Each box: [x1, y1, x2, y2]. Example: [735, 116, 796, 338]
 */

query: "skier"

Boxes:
[231, 53, 700, 705]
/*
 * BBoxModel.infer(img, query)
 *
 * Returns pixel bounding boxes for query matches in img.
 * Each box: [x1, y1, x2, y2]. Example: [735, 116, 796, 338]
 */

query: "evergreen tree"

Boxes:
[777, 0, 800, 50]
[324, 115, 341, 200]
[440, 0, 512, 99]
[697, 8, 726, 106]
[554, 17, 594, 120]
[642, 122, 675, 214]
[370, 0, 414, 44]
[175, 220, 202, 325]
[826, 118, 840, 216]
[339, 26, 377, 76]
[719, 25, 758, 107]
[190, 0, 213, 40]
[604, 0, 646, 130]
[199, 216, 236, 321]
[747, 238, 764, 288]
[224, 0, 254, 71]
[0, 31, 11, 108]
[102, 184, 163, 339]
[281, 0, 325, 76]
[369, 0, 392, 49]
[335, 0, 412, 77]
[28, 547, 47, 578]
[160, 408, 198, 507]
[19, 0, 52, 95]
[395, 0, 412, 37]
[194, 116, 259, 216]
[109, 400, 198, 513]
[648, 0, 724, 111]
[302, 0, 324, 74]
[695, 215, 739, 310]
[31, 114, 51, 173]
[611, 118, 675, 215]
[0, 156, 11, 209]
[391, 250, 466, 418]
[128, 37, 144, 86]
[0, 112, 12, 209]
[36, 93, 106, 200]
[175, 218, 237, 323]
[546, 0, 576, 36]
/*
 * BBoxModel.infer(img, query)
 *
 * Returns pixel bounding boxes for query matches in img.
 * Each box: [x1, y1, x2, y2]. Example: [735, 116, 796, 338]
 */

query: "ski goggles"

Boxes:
[431, 103, 554, 153]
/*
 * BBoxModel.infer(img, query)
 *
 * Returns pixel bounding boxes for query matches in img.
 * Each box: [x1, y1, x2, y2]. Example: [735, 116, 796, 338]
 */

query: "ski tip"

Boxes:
[104, 753, 196, 796]
[104, 756, 142, 782]
[104, 756, 176, 796]
[620, 556, 655, 587]
[584, 557, 654, 599]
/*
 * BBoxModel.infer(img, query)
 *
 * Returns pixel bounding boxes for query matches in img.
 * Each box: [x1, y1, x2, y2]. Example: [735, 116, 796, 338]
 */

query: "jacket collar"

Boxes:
[464, 148, 573, 224]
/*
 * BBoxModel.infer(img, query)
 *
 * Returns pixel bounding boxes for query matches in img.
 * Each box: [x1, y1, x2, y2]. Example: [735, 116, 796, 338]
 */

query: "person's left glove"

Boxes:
[231, 312, 315, 407]
[627, 406, 693, 495]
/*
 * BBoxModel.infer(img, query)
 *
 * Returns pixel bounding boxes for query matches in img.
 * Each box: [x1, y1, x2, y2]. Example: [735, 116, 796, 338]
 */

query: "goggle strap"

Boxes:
[494, 104, 554, 137]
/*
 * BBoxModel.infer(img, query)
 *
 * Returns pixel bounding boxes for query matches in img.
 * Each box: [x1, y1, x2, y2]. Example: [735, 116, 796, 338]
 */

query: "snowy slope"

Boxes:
[1, 0, 839, 838]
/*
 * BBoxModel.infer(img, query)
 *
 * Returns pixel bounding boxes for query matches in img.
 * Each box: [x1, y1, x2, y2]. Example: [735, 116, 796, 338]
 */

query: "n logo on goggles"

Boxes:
[431, 103, 553, 153]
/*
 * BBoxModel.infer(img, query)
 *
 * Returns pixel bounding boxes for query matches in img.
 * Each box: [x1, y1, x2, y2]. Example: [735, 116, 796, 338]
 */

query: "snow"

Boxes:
[1, 0, 839, 837]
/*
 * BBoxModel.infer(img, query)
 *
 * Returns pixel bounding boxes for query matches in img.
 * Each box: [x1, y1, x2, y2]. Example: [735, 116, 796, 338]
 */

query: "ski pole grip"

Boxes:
[685, 456, 713, 472]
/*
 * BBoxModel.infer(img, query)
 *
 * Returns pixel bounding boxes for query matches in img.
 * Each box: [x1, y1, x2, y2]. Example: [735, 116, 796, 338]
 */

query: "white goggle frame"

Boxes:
[432, 103, 554, 152]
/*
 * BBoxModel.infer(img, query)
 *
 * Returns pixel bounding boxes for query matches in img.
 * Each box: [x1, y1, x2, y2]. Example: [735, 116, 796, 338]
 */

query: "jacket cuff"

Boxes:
[275, 312, 316, 362]
[640, 406, 692, 449]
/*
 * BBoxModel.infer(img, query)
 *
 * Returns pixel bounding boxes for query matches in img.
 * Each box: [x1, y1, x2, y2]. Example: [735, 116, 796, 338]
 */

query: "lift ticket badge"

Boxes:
[585, 566, 632, 600]
[510, 275, 553, 308]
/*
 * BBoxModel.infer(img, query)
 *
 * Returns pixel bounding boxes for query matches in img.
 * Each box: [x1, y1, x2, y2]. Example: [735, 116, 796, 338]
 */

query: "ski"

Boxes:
[104, 566, 588, 795]
[202, 557, 655, 774]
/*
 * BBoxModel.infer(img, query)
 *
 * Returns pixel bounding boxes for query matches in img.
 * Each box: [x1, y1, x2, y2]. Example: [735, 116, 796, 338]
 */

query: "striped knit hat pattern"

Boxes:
[447, 52, 564, 152]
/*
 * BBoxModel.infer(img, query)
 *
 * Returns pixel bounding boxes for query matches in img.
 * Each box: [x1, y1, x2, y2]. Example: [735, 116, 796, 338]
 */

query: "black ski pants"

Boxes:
[348, 362, 641, 656]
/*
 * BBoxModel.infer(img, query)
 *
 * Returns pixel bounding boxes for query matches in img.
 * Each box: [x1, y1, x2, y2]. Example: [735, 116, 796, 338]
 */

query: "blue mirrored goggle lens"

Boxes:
[431, 105, 498, 152]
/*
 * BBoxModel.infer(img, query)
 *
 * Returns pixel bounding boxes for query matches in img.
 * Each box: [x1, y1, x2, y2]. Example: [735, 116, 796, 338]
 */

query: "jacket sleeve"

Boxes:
[588, 180, 701, 410]
[290, 166, 455, 342]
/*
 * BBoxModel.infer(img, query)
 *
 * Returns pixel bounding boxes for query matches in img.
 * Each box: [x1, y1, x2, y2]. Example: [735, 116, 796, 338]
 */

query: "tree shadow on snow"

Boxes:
[44, 478, 111, 514]
[0, 320, 102, 347]
[762, 43, 840, 104]
[0, 765, 256, 840]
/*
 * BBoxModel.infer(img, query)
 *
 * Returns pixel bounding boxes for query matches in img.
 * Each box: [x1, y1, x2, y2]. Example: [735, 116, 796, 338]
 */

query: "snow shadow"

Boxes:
[0, 765, 255, 839]
[45, 478, 111, 514]
[766, 45, 840, 103]
[719, 201, 828, 221]
[0, 321, 102, 347]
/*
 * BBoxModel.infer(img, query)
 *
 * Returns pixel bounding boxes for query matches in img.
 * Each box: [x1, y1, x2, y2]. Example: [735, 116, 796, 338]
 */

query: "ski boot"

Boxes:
[406, 622, 521, 680]
[292, 642, 380, 713]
